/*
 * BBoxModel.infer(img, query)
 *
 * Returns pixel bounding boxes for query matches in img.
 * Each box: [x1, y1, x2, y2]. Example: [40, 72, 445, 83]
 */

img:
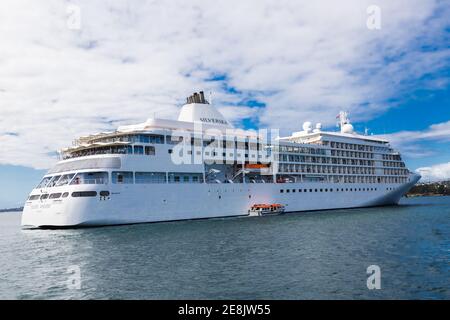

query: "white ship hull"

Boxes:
[22, 175, 419, 228]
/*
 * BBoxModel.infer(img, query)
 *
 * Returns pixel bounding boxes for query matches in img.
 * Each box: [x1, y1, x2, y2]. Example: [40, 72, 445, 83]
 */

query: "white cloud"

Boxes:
[416, 162, 450, 182]
[383, 121, 450, 143]
[0, 0, 449, 169]
[377, 120, 450, 157]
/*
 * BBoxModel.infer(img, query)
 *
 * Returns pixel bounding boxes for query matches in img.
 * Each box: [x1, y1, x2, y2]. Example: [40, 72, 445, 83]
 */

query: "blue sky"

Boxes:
[0, 0, 449, 208]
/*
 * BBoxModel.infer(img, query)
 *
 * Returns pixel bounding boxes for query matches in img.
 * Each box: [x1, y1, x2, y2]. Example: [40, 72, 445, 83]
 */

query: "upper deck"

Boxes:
[47, 92, 410, 187]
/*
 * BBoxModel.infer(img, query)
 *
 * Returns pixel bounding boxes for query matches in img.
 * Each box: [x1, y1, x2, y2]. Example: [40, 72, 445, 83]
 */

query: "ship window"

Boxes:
[134, 134, 164, 144]
[315, 189, 318, 192]
[71, 172, 109, 185]
[99, 191, 110, 197]
[292, 189, 296, 193]
[298, 189, 302, 192]
[145, 146, 155, 155]
[62, 192, 69, 198]
[168, 172, 203, 183]
[37, 176, 53, 188]
[134, 145, 144, 155]
[168, 149, 173, 154]
[47, 175, 62, 188]
[280, 189, 284, 193]
[309, 189, 313, 192]
[149, 134, 164, 144]
[55, 174, 75, 187]
[166, 135, 183, 145]
[135, 172, 166, 184]
[40, 194, 49, 200]
[72, 191, 97, 197]
[28, 195, 41, 201]
[112, 171, 133, 184]
[286, 189, 290, 193]
[320, 189, 323, 192]
[49, 193, 62, 199]
[137, 135, 149, 143]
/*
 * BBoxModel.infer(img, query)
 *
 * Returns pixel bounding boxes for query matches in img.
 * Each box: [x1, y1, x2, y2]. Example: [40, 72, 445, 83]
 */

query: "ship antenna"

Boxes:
[338, 111, 349, 127]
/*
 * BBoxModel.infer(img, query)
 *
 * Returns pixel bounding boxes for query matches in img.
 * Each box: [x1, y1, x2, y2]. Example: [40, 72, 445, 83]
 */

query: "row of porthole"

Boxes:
[217, 195, 252, 200]
[280, 187, 379, 194]
[28, 191, 110, 201]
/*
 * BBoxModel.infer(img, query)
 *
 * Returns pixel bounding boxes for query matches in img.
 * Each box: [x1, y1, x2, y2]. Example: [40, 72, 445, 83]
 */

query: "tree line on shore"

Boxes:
[407, 181, 450, 196]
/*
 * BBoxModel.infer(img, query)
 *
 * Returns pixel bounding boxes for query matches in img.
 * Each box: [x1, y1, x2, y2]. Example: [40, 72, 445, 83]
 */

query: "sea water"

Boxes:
[0, 196, 448, 299]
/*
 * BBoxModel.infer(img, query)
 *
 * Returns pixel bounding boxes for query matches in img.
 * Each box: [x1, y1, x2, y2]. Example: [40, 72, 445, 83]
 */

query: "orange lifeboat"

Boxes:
[244, 163, 270, 169]
[249, 203, 286, 216]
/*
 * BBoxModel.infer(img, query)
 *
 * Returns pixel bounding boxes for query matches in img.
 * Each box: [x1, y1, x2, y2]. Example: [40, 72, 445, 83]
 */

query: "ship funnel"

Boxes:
[186, 91, 209, 104]
[178, 91, 232, 128]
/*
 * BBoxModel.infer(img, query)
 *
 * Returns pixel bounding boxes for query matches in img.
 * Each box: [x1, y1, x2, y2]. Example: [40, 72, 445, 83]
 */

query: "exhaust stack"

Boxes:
[186, 91, 209, 104]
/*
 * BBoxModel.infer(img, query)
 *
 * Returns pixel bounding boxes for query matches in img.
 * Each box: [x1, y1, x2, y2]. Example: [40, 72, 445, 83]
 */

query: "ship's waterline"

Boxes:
[22, 92, 420, 228]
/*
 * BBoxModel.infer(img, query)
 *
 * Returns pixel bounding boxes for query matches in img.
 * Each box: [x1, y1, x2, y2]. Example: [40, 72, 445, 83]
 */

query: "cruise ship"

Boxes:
[22, 92, 420, 228]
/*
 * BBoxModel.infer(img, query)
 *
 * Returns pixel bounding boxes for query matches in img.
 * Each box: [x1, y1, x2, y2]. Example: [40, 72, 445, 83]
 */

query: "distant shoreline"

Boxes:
[406, 181, 450, 198]
[406, 194, 449, 198]
[0, 207, 23, 213]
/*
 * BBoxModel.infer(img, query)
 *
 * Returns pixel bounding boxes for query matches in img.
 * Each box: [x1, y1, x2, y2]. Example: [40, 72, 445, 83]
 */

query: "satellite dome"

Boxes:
[342, 123, 354, 134]
[313, 123, 322, 133]
[302, 121, 313, 133]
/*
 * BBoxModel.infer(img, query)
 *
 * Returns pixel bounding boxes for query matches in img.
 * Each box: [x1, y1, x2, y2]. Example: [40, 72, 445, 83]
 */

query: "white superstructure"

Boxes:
[22, 92, 420, 228]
